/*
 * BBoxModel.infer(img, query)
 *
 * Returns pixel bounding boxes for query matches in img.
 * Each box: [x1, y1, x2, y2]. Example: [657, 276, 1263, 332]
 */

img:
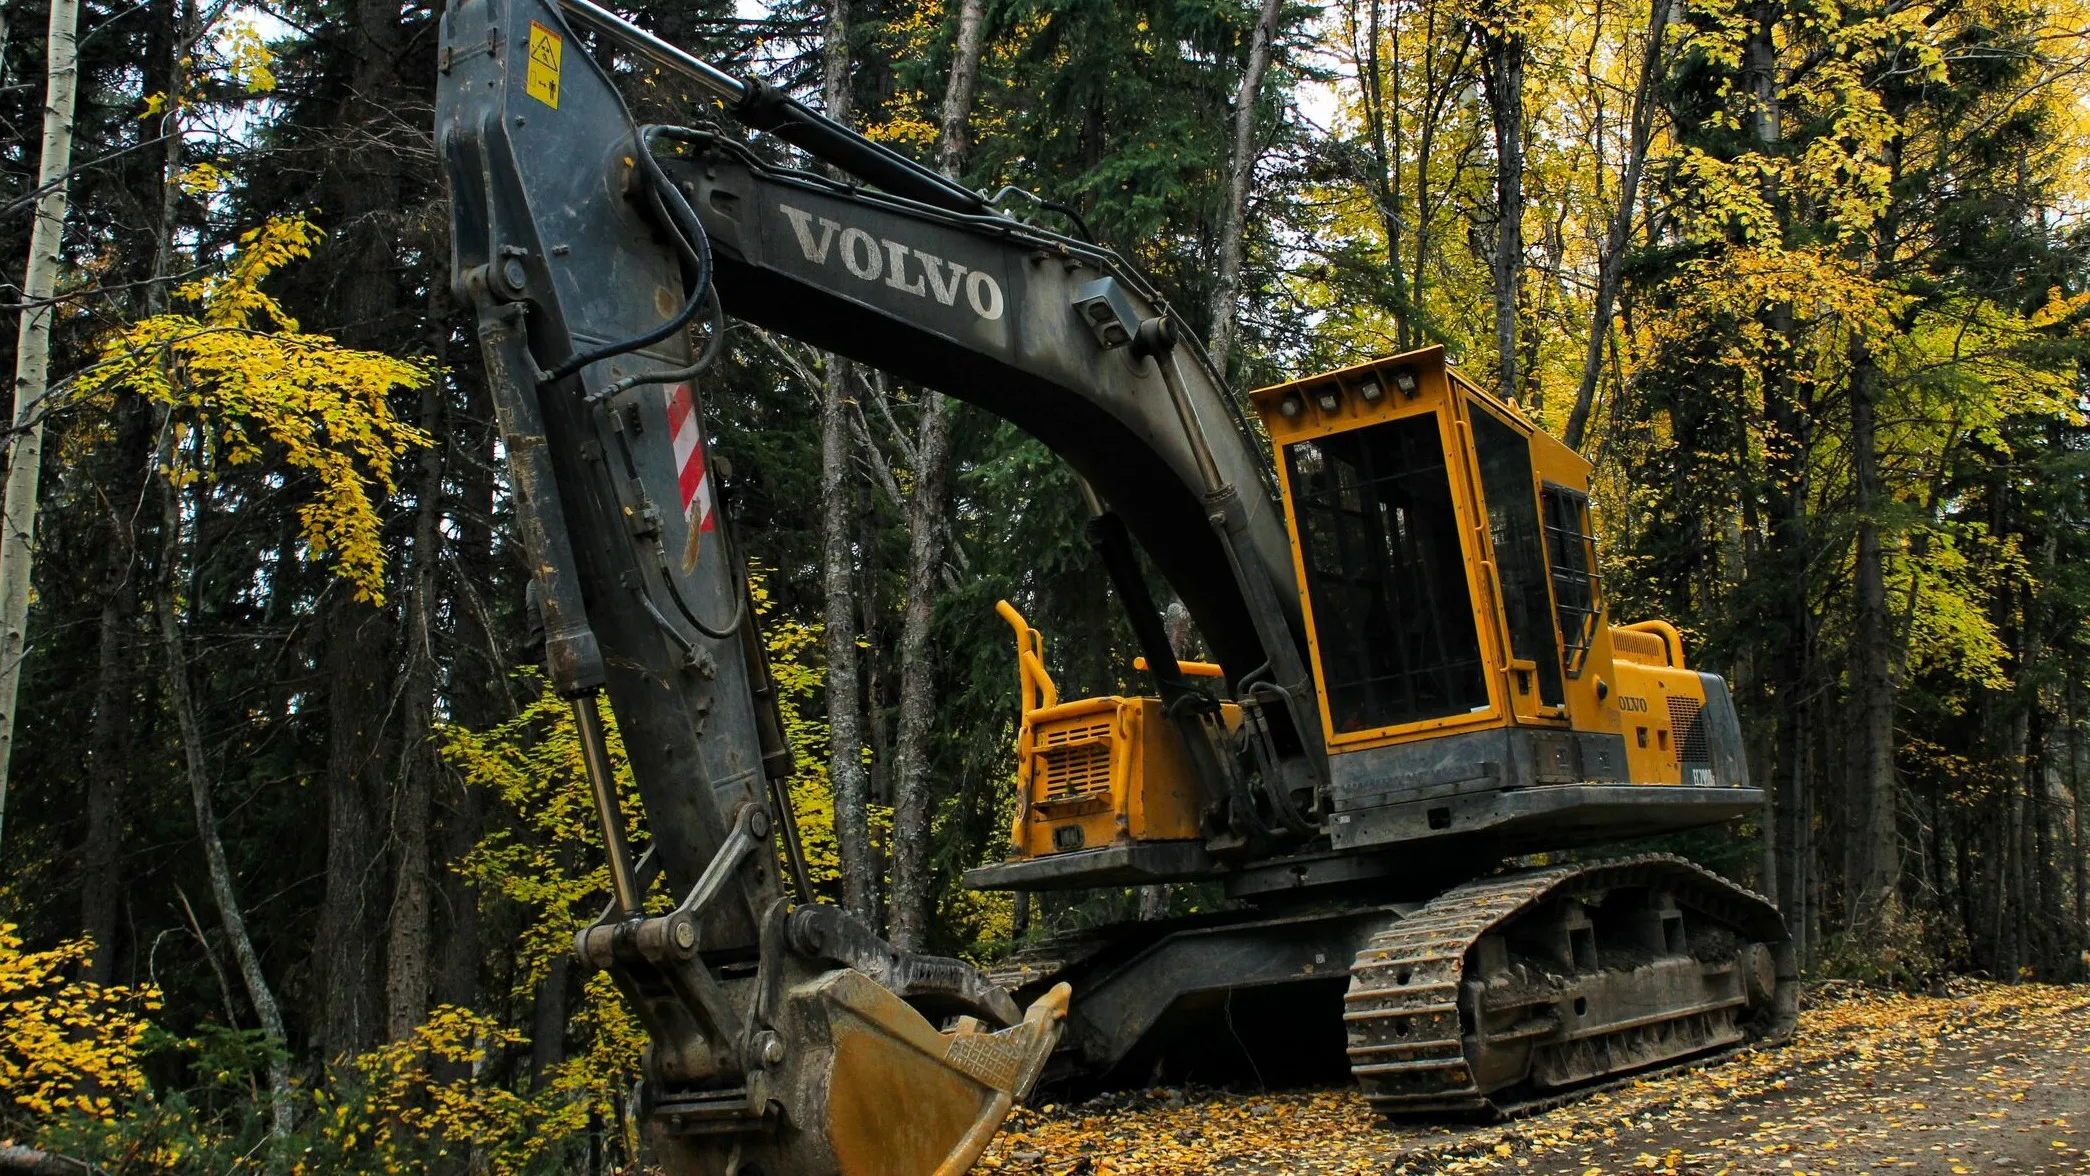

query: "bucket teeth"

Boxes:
[650, 974, 1071, 1176]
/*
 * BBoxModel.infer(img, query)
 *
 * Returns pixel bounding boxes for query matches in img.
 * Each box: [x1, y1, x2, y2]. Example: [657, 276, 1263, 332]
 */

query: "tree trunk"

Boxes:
[1740, 0, 1812, 959]
[1205, 0, 1286, 378]
[0, 0, 81, 851]
[529, 952, 572, 1085]
[1136, 602, 1199, 920]
[822, 362, 873, 920]
[1478, 11, 1525, 406]
[530, 848, 576, 1086]
[81, 0, 195, 978]
[385, 300, 450, 1040]
[79, 399, 151, 980]
[1847, 338, 1899, 932]
[437, 367, 501, 1020]
[312, 0, 412, 1059]
[890, 394, 950, 951]
[318, 597, 385, 1058]
[890, 0, 990, 953]
[935, 0, 987, 182]
[1563, 0, 1669, 452]
[819, 0, 875, 921]
[2070, 683, 2085, 973]
[156, 434, 294, 1140]
[1348, 0, 1411, 345]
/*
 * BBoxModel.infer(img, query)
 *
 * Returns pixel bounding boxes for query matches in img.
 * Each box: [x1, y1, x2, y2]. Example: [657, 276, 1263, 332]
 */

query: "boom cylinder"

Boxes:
[573, 693, 643, 918]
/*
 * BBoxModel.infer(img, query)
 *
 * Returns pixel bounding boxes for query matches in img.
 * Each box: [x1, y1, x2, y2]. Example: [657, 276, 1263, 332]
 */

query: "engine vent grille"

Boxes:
[1667, 696, 1709, 766]
[1038, 742, 1113, 799]
[1041, 720, 1111, 746]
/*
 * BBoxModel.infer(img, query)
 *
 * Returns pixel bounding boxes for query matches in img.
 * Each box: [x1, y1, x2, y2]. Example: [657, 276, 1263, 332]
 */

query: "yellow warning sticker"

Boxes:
[525, 21, 562, 108]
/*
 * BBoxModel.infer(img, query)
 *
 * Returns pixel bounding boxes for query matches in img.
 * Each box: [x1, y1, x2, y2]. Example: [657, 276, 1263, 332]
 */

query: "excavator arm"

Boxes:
[435, 0, 1316, 1170]
[435, 0, 1797, 1152]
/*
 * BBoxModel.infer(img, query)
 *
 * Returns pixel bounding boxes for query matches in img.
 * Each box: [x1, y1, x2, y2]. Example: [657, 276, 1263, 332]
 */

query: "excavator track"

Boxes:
[1344, 855, 1795, 1117]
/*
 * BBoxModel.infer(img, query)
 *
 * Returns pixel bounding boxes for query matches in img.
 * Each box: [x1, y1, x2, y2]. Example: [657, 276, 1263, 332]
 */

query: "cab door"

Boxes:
[1458, 396, 1569, 725]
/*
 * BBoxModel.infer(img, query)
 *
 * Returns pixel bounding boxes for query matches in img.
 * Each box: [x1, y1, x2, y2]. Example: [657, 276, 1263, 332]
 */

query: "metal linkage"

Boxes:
[556, 0, 988, 216]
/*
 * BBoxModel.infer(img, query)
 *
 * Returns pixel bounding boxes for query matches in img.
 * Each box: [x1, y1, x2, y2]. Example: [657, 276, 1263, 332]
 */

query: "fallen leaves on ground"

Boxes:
[979, 981, 2090, 1175]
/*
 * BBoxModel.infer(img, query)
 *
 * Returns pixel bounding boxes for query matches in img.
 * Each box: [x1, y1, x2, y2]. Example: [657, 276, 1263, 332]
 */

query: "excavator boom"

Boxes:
[437, 2, 1086, 1172]
[437, 0, 1795, 1166]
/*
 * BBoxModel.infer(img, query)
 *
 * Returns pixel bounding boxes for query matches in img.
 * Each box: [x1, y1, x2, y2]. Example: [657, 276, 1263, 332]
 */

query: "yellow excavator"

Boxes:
[435, 0, 1795, 1170]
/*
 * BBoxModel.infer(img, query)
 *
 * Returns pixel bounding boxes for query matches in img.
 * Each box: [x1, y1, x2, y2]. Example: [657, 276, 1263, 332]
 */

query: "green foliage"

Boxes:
[441, 673, 643, 986]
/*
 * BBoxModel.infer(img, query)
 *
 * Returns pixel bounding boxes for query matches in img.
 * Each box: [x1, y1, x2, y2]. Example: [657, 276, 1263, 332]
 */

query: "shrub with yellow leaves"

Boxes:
[296, 1004, 635, 1176]
[0, 923, 157, 1125]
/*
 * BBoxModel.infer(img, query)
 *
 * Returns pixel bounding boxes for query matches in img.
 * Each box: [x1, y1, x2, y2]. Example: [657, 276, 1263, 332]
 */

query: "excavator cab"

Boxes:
[1250, 346, 1749, 799]
[984, 346, 1756, 882]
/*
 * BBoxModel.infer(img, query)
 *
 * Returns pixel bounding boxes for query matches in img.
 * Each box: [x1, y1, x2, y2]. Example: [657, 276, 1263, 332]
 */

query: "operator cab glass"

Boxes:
[1254, 345, 1612, 749]
[1542, 485, 1600, 677]
[1469, 405, 1565, 708]
[1283, 414, 1489, 732]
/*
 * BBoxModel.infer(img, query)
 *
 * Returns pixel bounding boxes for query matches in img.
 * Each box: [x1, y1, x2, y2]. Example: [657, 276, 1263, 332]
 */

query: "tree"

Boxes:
[76, 212, 429, 1138]
[1206, 0, 1290, 378]
[0, 0, 80, 854]
[819, 0, 877, 922]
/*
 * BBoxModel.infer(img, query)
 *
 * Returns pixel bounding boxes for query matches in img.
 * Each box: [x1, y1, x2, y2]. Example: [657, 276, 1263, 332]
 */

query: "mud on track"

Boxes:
[978, 981, 2090, 1176]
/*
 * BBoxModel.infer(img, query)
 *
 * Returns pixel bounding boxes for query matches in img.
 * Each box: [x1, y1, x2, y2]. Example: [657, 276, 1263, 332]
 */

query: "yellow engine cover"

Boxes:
[1012, 696, 1224, 858]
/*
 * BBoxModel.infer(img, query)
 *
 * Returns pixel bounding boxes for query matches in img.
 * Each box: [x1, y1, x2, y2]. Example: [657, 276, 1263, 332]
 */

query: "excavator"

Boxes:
[435, 0, 1798, 1171]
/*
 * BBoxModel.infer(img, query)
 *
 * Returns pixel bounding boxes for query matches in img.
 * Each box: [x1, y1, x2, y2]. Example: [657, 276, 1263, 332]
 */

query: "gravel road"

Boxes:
[977, 982, 2090, 1176]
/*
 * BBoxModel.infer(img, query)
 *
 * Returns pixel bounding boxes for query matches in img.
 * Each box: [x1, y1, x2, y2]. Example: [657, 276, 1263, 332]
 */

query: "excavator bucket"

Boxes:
[651, 973, 1070, 1176]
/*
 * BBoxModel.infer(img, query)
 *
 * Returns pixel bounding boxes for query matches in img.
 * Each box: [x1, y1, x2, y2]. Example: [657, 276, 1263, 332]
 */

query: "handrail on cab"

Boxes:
[1132, 655, 1226, 679]
[995, 600, 1059, 714]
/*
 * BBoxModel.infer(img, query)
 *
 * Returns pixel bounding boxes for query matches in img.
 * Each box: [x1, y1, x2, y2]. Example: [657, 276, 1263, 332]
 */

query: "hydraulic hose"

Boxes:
[547, 124, 713, 382]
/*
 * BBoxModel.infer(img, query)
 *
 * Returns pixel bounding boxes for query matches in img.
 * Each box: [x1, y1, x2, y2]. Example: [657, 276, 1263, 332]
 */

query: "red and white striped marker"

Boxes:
[664, 382, 716, 572]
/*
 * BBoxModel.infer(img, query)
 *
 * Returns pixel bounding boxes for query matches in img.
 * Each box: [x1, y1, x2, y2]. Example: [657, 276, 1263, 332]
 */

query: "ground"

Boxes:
[977, 982, 2090, 1176]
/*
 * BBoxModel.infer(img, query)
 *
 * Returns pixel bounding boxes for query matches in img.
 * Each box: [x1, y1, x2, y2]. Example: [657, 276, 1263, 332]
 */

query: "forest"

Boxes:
[0, 0, 2085, 1167]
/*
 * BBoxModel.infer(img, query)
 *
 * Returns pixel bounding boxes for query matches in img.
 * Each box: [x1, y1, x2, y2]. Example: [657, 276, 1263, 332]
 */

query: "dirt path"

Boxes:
[978, 982, 2090, 1176]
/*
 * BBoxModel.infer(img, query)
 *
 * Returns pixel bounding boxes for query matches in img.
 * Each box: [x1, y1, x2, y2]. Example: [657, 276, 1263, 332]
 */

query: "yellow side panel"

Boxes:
[1122, 698, 1207, 843]
[1011, 696, 1217, 858]
[1611, 662, 1709, 786]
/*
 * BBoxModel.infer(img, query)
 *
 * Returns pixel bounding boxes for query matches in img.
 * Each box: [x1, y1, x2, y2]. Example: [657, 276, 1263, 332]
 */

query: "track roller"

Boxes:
[1344, 854, 1796, 1116]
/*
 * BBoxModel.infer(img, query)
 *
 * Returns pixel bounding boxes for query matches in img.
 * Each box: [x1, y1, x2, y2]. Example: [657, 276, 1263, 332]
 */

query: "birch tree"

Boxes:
[1561, 0, 1670, 452]
[1206, 0, 1288, 378]
[0, 0, 80, 854]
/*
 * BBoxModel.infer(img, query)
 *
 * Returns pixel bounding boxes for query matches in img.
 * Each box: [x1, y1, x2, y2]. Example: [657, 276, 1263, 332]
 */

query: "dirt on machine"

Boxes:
[434, 1, 1797, 1172]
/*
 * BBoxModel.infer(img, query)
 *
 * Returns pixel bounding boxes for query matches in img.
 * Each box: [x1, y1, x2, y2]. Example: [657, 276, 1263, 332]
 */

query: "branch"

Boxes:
[744, 324, 825, 391]
[848, 400, 907, 510]
[0, 134, 169, 224]
[854, 365, 920, 471]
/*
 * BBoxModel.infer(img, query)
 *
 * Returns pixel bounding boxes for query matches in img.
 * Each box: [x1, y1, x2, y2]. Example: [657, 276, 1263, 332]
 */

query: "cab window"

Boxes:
[1468, 405, 1564, 708]
[1541, 485, 1600, 677]
[1284, 413, 1489, 733]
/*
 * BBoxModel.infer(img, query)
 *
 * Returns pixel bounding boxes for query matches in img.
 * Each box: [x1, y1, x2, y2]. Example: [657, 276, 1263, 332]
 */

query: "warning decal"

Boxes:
[525, 21, 562, 108]
[664, 382, 716, 573]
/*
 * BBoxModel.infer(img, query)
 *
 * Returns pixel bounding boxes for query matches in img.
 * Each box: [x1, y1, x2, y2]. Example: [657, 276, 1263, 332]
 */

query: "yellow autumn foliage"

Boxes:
[0, 923, 157, 1121]
[73, 215, 431, 603]
[295, 997, 644, 1176]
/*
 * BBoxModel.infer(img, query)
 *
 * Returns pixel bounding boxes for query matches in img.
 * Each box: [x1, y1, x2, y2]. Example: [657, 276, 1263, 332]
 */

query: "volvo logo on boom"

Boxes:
[779, 204, 1005, 321]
